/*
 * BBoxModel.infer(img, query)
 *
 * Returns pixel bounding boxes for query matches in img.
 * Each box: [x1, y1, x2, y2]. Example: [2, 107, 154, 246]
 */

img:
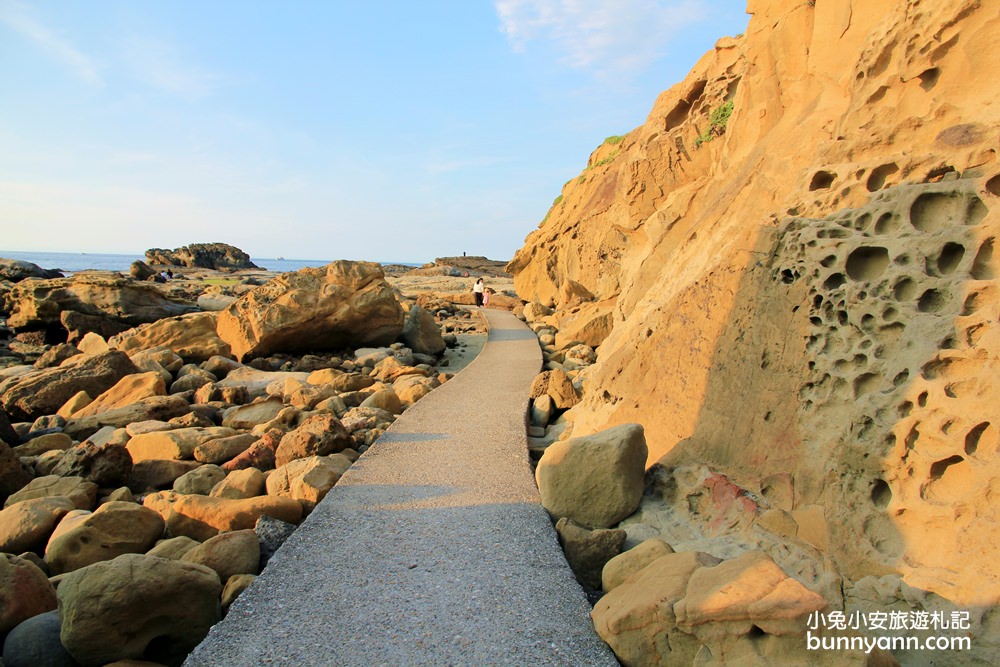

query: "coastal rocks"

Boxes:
[0, 440, 32, 505]
[126, 426, 237, 463]
[48, 441, 133, 487]
[216, 260, 404, 361]
[166, 494, 302, 541]
[1, 350, 139, 421]
[57, 553, 222, 667]
[529, 368, 579, 410]
[265, 455, 349, 513]
[535, 423, 646, 528]
[180, 529, 259, 582]
[2, 610, 77, 667]
[110, 312, 231, 361]
[402, 304, 446, 356]
[274, 413, 352, 467]
[5, 475, 97, 510]
[44, 501, 165, 574]
[0, 257, 63, 282]
[555, 517, 626, 590]
[0, 496, 75, 555]
[145, 243, 259, 270]
[602, 537, 675, 592]
[64, 395, 191, 440]
[0, 553, 57, 634]
[6, 274, 197, 331]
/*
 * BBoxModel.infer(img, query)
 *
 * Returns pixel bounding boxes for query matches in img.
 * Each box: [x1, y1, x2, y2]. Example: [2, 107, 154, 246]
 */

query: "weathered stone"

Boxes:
[146, 243, 258, 270]
[45, 501, 165, 574]
[180, 528, 260, 582]
[33, 343, 81, 370]
[359, 389, 402, 414]
[221, 431, 281, 472]
[57, 553, 221, 666]
[216, 261, 404, 361]
[0, 553, 57, 635]
[173, 464, 227, 495]
[140, 490, 182, 521]
[110, 311, 231, 362]
[130, 460, 201, 492]
[210, 467, 266, 499]
[530, 394, 554, 427]
[266, 456, 343, 513]
[1, 351, 139, 422]
[146, 535, 200, 560]
[255, 514, 297, 570]
[193, 432, 258, 464]
[69, 372, 166, 419]
[216, 367, 309, 400]
[602, 537, 675, 592]
[126, 426, 237, 462]
[13, 431, 74, 457]
[555, 517, 626, 590]
[4, 475, 96, 510]
[64, 395, 191, 440]
[0, 257, 63, 282]
[201, 354, 242, 379]
[221, 397, 284, 429]
[275, 413, 352, 467]
[49, 442, 132, 487]
[166, 494, 302, 542]
[0, 497, 75, 554]
[528, 368, 578, 410]
[402, 304, 446, 356]
[2, 609, 77, 667]
[221, 573, 256, 609]
[535, 423, 646, 528]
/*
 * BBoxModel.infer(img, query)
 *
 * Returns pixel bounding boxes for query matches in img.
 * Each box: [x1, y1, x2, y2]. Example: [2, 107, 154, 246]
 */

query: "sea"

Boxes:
[0, 250, 418, 275]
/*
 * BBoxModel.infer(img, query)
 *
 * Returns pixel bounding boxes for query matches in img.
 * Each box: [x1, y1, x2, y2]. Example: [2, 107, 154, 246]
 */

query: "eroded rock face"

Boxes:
[0, 257, 63, 282]
[216, 261, 404, 361]
[145, 242, 259, 270]
[6, 275, 197, 331]
[508, 1, 999, 660]
[109, 311, 231, 361]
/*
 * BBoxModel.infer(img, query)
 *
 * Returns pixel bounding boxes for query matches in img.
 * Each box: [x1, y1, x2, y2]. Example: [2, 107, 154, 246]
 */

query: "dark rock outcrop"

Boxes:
[145, 243, 259, 271]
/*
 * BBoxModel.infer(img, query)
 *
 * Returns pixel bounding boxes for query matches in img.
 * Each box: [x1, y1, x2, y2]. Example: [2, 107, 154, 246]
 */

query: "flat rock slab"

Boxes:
[185, 309, 617, 666]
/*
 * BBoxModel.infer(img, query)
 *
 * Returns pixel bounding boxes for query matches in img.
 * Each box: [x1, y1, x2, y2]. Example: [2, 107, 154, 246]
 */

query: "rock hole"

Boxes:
[971, 238, 994, 280]
[871, 479, 892, 509]
[874, 212, 898, 234]
[780, 269, 796, 284]
[837, 310, 849, 325]
[892, 370, 909, 387]
[893, 278, 916, 300]
[917, 391, 928, 407]
[986, 174, 1000, 197]
[809, 171, 837, 191]
[929, 455, 964, 481]
[883, 306, 897, 321]
[846, 246, 890, 281]
[664, 99, 693, 132]
[925, 165, 957, 182]
[809, 316, 823, 327]
[855, 213, 872, 230]
[899, 401, 913, 418]
[910, 192, 964, 232]
[965, 422, 990, 456]
[867, 164, 899, 192]
[962, 290, 983, 315]
[812, 294, 824, 309]
[854, 372, 880, 397]
[867, 86, 889, 105]
[968, 196, 988, 225]
[940, 335, 956, 350]
[860, 313, 876, 331]
[905, 424, 920, 449]
[748, 625, 766, 639]
[918, 68, 940, 91]
[936, 242, 965, 275]
[823, 273, 846, 290]
[941, 420, 954, 434]
[895, 253, 911, 266]
[917, 289, 945, 313]
[818, 228, 850, 239]
[763, 411, 772, 422]
[821, 255, 838, 268]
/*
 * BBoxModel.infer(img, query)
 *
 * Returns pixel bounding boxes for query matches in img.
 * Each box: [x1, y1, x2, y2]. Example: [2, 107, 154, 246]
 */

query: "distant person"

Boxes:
[483, 286, 491, 307]
[160, 270, 170, 281]
[473, 277, 485, 307]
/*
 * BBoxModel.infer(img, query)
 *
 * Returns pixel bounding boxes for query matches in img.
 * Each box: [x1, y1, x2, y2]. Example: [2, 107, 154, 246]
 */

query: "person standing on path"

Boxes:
[473, 277, 485, 307]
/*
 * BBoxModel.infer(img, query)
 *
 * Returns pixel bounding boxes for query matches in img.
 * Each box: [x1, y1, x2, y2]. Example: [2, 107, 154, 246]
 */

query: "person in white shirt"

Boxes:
[473, 278, 485, 307]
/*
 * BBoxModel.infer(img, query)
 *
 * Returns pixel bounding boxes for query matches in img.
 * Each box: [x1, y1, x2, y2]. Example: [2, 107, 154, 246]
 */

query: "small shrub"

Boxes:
[594, 149, 620, 167]
[553, 194, 564, 206]
[603, 134, 626, 146]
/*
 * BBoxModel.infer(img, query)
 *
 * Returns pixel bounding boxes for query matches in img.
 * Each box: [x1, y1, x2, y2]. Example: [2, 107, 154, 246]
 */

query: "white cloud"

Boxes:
[0, 0, 102, 85]
[495, 0, 707, 76]
[123, 35, 219, 100]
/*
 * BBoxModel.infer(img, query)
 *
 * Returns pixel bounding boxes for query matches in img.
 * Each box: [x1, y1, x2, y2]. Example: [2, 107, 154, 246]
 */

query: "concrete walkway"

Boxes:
[185, 308, 618, 666]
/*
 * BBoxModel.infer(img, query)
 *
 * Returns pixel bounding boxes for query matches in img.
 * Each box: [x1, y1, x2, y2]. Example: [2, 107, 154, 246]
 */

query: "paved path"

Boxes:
[185, 308, 618, 667]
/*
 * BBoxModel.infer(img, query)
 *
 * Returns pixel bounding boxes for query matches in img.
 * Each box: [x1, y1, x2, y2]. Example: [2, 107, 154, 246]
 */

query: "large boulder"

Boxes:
[535, 423, 647, 528]
[266, 455, 349, 513]
[145, 242, 258, 270]
[4, 475, 97, 510]
[0, 496, 76, 554]
[48, 441, 133, 487]
[216, 260, 404, 361]
[0, 440, 31, 506]
[109, 311, 231, 361]
[1, 350, 139, 421]
[528, 368, 579, 410]
[5, 274, 196, 331]
[555, 517, 626, 590]
[0, 553, 57, 635]
[126, 426, 237, 462]
[64, 394, 190, 440]
[57, 553, 222, 667]
[180, 529, 260, 582]
[402, 304, 446, 356]
[274, 413, 353, 467]
[2, 609, 77, 667]
[44, 501, 165, 574]
[166, 494, 303, 541]
[0, 257, 63, 282]
[69, 371, 166, 418]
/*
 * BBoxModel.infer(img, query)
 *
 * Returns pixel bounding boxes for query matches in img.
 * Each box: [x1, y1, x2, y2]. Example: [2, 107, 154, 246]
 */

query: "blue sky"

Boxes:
[0, 1, 748, 263]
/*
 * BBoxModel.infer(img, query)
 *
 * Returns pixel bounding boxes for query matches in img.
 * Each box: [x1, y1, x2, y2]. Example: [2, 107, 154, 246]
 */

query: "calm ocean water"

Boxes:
[0, 250, 416, 274]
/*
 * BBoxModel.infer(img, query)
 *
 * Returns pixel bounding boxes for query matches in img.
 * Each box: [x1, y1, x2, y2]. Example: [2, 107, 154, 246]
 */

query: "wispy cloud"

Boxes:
[0, 0, 102, 85]
[495, 0, 707, 77]
[123, 35, 218, 100]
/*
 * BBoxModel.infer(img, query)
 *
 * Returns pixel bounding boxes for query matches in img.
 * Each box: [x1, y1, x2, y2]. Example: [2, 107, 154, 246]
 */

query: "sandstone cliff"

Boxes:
[511, 0, 998, 661]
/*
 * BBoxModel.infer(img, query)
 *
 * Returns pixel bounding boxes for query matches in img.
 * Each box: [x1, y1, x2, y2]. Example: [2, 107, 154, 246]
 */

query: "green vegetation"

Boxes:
[553, 194, 564, 206]
[694, 100, 735, 147]
[594, 149, 620, 167]
[578, 174, 587, 184]
[201, 277, 240, 286]
[603, 134, 626, 146]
